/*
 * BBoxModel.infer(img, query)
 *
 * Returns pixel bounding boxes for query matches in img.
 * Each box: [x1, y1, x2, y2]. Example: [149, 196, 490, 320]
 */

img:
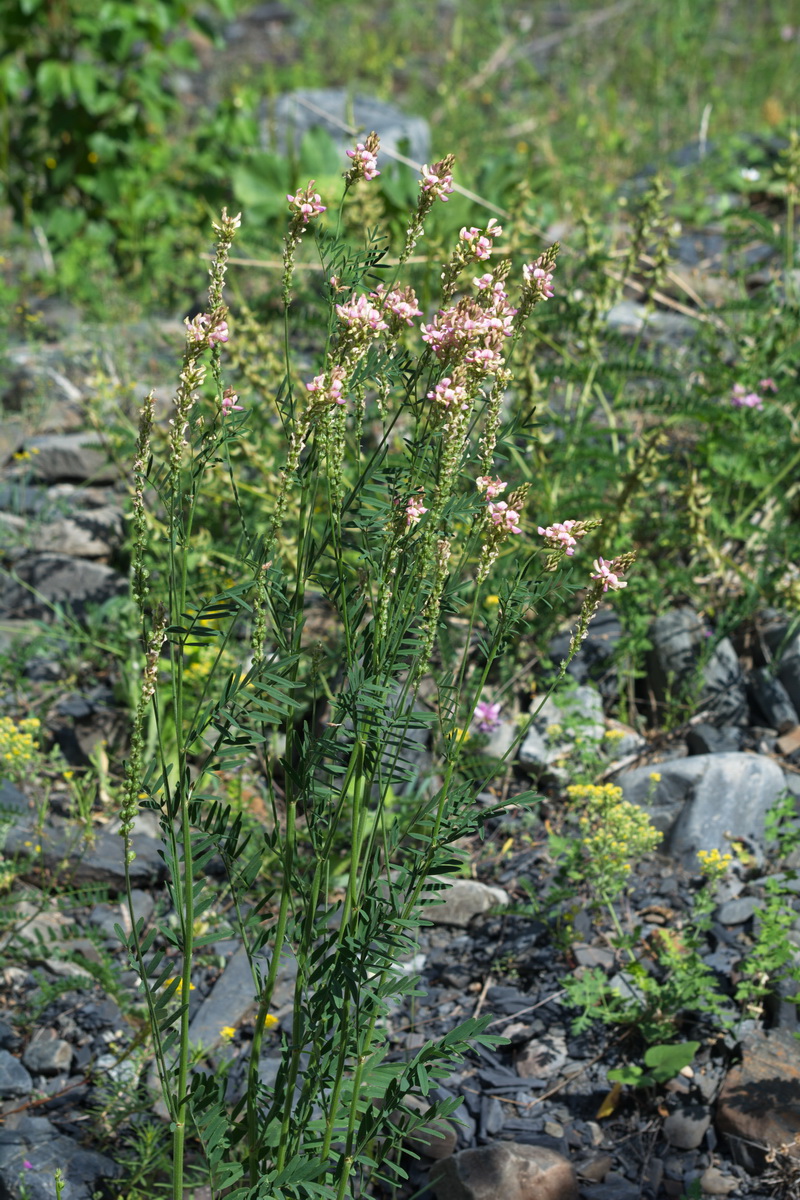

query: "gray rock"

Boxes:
[605, 300, 697, 347]
[647, 608, 747, 726]
[548, 607, 622, 699]
[0, 1115, 121, 1200]
[663, 1104, 711, 1149]
[88, 903, 123, 940]
[3, 813, 165, 891]
[28, 506, 125, 558]
[573, 945, 615, 971]
[518, 686, 604, 775]
[0, 553, 127, 621]
[424, 879, 509, 927]
[514, 1032, 569, 1080]
[189, 943, 297, 1053]
[698, 1165, 739, 1195]
[22, 656, 63, 682]
[607, 971, 645, 1004]
[476, 718, 517, 761]
[0, 782, 34, 817]
[22, 1034, 73, 1076]
[24, 433, 117, 483]
[430, 1141, 578, 1200]
[756, 614, 800, 713]
[685, 723, 743, 755]
[748, 667, 799, 733]
[480, 1096, 505, 1137]
[3, 346, 85, 433]
[130, 888, 155, 929]
[717, 1025, 800, 1161]
[0, 1050, 33, 1099]
[578, 1177, 640, 1200]
[716, 896, 757, 925]
[264, 88, 430, 167]
[618, 753, 786, 867]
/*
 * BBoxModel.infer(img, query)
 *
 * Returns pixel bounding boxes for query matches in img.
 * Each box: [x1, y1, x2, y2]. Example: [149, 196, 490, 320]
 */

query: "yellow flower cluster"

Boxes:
[603, 728, 626, 742]
[163, 977, 196, 996]
[568, 782, 662, 899]
[566, 782, 623, 805]
[697, 847, 733, 880]
[0, 717, 41, 775]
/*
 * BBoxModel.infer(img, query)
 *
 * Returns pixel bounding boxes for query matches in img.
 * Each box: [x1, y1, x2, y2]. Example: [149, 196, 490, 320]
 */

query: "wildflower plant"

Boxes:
[120, 144, 631, 1199]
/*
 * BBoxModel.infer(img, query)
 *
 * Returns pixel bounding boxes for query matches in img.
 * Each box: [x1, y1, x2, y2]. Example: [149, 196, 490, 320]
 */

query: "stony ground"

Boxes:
[1, 293, 799, 1200]
[2, 34, 800, 1198]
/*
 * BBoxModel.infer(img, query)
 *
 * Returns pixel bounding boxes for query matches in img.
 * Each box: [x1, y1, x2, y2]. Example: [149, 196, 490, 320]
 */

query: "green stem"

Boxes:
[172, 774, 195, 1200]
[247, 796, 296, 1186]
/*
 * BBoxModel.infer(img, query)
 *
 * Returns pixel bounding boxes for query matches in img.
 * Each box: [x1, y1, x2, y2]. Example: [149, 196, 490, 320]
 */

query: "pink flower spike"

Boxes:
[221, 387, 244, 414]
[474, 700, 502, 733]
[336, 293, 388, 334]
[404, 496, 428, 527]
[23, 1161, 33, 1170]
[207, 319, 229, 346]
[427, 377, 469, 409]
[591, 557, 627, 592]
[287, 181, 326, 225]
[306, 366, 347, 407]
[476, 475, 507, 501]
[759, 377, 778, 392]
[538, 520, 578, 555]
[731, 383, 763, 410]
[186, 312, 228, 346]
[522, 261, 555, 299]
[420, 160, 455, 201]
[487, 501, 522, 534]
[346, 141, 380, 180]
[459, 219, 503, 261]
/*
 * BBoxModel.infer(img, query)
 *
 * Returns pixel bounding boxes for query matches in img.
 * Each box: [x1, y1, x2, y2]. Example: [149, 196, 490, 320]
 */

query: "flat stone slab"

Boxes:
[264, 88, 430, 166]
[619, 752, 786, 867]
[716, 1027, 800, 1155]
[188, 943, 297, 1052]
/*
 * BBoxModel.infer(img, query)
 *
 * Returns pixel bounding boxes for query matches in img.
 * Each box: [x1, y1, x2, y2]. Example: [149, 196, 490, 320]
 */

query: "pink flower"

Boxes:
[306, 366, 347, 406]
[221, 387, 244, 414]
[474, 700, 502, 733]
[336, 293, 388, 335]
[731, 383, 763, 410]
[476, 475, 507, 501]
[591, 557, 628, 592]
[185, 312, 228, 345]
[465, 345, 503, 371]
[23, 1161, 33, 1170]
[287, 181, 326, 225]
[420, 160, 454, 202]
[372, 284, 422, 326]
[346, 141, 380, 180]
[460, 219, 503, 261]
[522, 261, 555, 299]
[538, 520, 579, 555]
[488, 501, 522, 534]
[405, 496, 428, 527]
[208, 320, 229, 346]
[759, 377, 778, 392]
[427, 377, 469, 409]
[421, 284, 515, 373]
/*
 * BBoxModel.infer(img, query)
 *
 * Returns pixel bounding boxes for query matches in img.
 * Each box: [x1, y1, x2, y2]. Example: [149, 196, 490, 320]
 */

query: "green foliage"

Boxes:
[0, 0, 238, 301]
[608, 1040, 700, 1089]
